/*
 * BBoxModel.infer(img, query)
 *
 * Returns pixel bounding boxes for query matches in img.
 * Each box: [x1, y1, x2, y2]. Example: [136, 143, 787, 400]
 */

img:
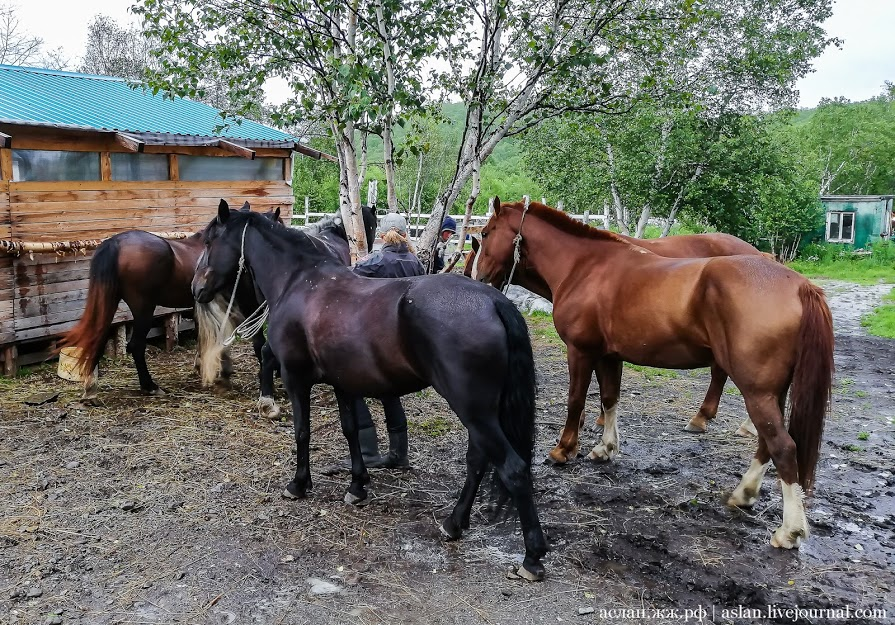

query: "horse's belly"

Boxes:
[614, 341, 713, 370]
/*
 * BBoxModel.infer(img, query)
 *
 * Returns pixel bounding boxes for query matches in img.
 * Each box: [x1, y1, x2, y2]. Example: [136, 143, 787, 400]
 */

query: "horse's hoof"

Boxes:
[257, 396, 281, 420]
[684, 422, 707, 433]
[440, 518, 462, 541]
[770, 527, 804, 550]
[143, 387, 166, 396]
[586, 444, 616, 463]
[508, 563, 545, 582]
[735, 419, 758, 437]
[545, 447, 572, 465]
[344, 490, 368, 506]
[283, 481, 308, 500]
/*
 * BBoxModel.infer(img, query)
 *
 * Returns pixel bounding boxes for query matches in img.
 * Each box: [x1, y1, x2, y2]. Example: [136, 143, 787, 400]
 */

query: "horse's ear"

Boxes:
[492, 196, 501, 216]
[471, 236, 480, 253]
[217, 200, 230, 224]
[240, 201, 251, 212]
[273, 207, 281, 222]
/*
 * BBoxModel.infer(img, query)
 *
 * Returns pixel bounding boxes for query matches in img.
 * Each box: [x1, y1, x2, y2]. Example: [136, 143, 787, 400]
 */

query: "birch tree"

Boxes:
[137, 0, 458, 258]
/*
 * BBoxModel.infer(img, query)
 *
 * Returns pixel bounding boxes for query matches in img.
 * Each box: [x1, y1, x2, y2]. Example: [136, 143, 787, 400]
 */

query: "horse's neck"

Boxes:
[521, 217, 625, 291]
[244, 227, 340, 305]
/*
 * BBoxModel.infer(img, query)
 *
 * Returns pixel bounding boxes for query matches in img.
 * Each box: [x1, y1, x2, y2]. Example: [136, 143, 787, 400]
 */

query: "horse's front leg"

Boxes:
[282, 373, 312, 499]
[587, 358, 622, 462]
[685, 364, 728, 433]
[335, 391, 370, 505]
[257, 342, 282, 420]
[548, 346, 594, 464]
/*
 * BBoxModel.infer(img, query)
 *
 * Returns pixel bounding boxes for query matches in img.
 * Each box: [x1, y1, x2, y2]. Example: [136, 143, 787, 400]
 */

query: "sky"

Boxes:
[11, 0, 895, 109]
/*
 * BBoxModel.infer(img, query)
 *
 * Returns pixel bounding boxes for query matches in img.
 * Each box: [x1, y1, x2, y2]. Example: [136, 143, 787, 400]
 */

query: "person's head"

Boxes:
[381, 229, 415, 253]
[440, 216, 457, 242]
[379, 211, 408, 237]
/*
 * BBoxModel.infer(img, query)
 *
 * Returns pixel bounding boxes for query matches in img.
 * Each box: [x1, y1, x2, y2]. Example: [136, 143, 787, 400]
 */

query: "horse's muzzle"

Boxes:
[192, 274, 212, 303]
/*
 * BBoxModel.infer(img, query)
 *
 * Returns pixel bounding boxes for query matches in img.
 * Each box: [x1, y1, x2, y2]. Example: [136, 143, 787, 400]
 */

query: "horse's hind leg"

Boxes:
[128, 308, 162, 394]
[467, 420, 546, 581]
[257, 342, 281, 420]
[441, 445, 487, 540]
[728, 434, 770, 507]
[587, 358, 622, 462]
[334, 391, 371, 505]
[685, 365, 728, 433]
[737, 393, 807, 549]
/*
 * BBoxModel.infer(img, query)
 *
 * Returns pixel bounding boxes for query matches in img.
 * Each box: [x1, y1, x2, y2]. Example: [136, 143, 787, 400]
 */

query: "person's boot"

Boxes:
[365, 430, 410, 469]
[321, 426, 381, 475]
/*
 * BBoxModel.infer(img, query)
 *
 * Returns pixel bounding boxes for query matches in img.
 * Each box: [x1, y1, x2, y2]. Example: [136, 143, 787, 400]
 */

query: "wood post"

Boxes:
[105, 324, 127, 359]
[164, 314, 180, 352]
[2, 344, 18, 377]
[100, 152, 112, 181]
[168, 154, 179, 181]
[0, 148, 13, 181]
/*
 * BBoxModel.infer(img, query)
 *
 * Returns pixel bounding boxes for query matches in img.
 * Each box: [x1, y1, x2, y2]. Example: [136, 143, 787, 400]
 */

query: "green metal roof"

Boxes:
[0, 64, 298, 145]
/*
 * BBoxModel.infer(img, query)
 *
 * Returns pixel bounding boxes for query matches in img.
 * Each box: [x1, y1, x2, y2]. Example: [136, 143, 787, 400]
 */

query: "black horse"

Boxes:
[196, 204, 377, 415]
[191, 204, 547, 581]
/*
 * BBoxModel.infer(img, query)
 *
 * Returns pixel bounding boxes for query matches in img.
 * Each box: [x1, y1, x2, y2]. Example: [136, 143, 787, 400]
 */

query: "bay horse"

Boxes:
[191, 205, 547, 581]
[472, 198, 834, 549]
[465, 231, 774, 434]
[195, 207, 372, 419]
[60, 201, 281, 398]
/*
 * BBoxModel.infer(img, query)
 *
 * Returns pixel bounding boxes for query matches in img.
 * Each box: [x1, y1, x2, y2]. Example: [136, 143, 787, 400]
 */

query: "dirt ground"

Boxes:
[1, 282, 893, 625]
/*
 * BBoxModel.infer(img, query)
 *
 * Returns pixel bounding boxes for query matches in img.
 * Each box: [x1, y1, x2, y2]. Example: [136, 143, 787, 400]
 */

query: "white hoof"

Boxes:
[727, 489, 758, 508]
[586, 443, 616, 462]
[735, 419, 757, 437]
[282, 487, 299, 500]
[771, 527, 804, 549]
[258, 396, 281, 420]
[684, 421, 707, 433]
[343, 491, 368, 506]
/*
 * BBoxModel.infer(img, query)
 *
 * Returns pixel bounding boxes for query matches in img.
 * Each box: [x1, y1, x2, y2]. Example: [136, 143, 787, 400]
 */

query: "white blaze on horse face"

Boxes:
[728, 458, 770, 507]
[587, 403, 619, 461]
[771, 482, 808, 549]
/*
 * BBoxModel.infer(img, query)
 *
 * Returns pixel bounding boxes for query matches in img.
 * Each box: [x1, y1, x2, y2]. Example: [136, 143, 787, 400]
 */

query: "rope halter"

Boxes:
[501, 196, 531, 294]
[219, 221, 269, 347]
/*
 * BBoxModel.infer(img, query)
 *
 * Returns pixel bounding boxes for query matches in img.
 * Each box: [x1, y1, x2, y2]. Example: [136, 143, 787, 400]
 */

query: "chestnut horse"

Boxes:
[472, 198, 834, 549]
[464, 230, 774, 434]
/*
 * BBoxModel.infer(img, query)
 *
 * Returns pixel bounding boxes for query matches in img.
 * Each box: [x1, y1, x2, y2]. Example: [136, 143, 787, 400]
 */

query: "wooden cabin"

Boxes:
[0, 64, 330, 375]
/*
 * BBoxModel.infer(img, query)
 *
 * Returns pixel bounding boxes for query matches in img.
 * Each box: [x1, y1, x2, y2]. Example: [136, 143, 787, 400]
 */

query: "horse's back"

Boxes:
[638, 232, 760, 258]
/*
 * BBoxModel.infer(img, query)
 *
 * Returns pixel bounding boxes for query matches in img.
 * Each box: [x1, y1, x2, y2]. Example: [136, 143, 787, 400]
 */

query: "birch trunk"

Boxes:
[445, 157, 481, 272]
[661, 163, 703, 237]
[375, 2, 399, 212]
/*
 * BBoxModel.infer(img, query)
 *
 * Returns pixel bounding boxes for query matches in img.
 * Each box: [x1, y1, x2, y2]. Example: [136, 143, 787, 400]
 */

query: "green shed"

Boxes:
[819, 195, 894, 248]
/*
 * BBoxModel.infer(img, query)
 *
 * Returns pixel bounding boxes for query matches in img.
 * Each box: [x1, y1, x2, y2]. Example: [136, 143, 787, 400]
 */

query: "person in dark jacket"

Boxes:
[325, 212, 423, 473]
[432, 216, 457, 273]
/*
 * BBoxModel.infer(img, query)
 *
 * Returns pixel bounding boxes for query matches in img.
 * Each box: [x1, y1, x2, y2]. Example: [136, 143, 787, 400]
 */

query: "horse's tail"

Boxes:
[788, 282, 834, 492]
[195, 294, 242, 387]
[494, 296, 537, 477]
[59, 237, 122, 376]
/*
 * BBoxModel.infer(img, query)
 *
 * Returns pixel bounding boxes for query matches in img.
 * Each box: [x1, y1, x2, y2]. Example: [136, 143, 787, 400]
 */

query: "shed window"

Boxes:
[826, 211, 855, 243]
[179, 155, 284, 181]
[111, 153, 169, 181]
[11, 150, 100, 182]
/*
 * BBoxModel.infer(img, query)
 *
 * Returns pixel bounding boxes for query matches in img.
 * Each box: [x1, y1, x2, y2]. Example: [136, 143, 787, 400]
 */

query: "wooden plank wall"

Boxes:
[0, 181, 13, 344]
[3, 180, 294, 347]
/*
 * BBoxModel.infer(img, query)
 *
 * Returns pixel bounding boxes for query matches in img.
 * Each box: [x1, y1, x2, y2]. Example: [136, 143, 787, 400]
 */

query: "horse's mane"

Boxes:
[502, 201, 633, 245]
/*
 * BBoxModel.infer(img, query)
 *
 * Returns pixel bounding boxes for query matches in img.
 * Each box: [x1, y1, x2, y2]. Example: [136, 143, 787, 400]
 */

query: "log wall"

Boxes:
[1, 179, 294, 360]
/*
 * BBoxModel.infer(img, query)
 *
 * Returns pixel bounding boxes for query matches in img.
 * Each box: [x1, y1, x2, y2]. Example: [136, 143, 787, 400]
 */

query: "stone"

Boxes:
[26, 587, 43, 598]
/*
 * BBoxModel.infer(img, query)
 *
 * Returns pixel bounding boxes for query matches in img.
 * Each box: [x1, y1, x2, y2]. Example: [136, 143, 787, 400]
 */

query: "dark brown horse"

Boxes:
[464, 229, 774, 434]
[60, 201, 280, 397]
[192, 205, 547, 580]
[472, 198, 834, 549]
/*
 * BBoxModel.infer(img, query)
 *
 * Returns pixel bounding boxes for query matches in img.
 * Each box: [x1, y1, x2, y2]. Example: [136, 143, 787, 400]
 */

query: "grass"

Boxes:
[861, 288, 895, 339]
[623, 363, 678, 379]
[409, 415, 453, 438]
[788, 241, 895, 284]
[857, 432, 870, 441]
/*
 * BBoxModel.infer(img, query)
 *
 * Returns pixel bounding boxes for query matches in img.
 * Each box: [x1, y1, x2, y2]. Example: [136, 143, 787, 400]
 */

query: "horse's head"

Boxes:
[471, 197, 521, 287]
[193, 200, 274, 303]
